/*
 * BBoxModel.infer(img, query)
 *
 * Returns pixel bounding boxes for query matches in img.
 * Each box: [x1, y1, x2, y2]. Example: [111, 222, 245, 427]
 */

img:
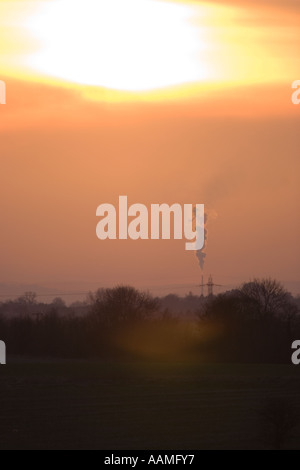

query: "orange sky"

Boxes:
[0, 0, 299, 298]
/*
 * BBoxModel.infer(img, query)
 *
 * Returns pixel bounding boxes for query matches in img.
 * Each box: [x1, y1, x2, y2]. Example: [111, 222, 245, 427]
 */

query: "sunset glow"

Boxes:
[0, 0, 298, 100]
[24, 0, 209, 91]
[0, 0, 299, 296]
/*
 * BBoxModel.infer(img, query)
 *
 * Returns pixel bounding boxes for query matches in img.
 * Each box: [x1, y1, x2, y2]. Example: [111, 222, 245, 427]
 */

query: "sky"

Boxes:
[0, 0, 299, 299]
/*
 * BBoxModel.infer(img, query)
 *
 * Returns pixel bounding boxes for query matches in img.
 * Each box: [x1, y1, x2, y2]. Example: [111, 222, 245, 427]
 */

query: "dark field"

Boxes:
[0, 359, 299, 450]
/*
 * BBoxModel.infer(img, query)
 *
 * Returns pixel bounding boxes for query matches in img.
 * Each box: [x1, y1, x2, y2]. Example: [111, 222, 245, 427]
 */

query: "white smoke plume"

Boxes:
[194, 210, 217, 271]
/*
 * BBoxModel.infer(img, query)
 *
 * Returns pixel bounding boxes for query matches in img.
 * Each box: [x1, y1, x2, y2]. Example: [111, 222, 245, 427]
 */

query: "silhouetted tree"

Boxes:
[240, 278, 298, 321]
[52, 297, 66, 308]
[89, 286, 158, 327]
[199, 279, 298, 362]
[17, 291, 37, 305]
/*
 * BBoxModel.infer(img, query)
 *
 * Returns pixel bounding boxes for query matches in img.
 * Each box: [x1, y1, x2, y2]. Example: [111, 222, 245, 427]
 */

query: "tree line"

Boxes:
[0, 279, 299, 362]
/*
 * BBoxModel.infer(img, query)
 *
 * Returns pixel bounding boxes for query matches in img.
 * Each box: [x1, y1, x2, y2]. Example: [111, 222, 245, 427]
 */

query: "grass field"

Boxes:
[0, 358, 299, 450]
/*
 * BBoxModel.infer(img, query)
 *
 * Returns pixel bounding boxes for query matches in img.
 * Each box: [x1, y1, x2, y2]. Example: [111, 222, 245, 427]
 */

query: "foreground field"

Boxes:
[0, 359, 299, 450]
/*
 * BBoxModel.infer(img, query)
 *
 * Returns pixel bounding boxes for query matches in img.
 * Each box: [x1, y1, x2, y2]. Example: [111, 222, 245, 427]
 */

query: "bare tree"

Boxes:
[17, 291, 37, 305]
[240, 278, 298, 320]
[52, 297, 66, 308]
[90, 285, 158, 326]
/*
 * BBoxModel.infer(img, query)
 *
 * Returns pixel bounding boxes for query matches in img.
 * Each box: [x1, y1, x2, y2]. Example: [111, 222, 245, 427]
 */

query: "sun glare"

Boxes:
[1, 0, 297, 101]
[24, 0, 210, 92]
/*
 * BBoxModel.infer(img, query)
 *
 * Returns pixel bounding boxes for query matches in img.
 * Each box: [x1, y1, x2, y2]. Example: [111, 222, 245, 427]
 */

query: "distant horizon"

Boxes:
[0, 276, 299, 305]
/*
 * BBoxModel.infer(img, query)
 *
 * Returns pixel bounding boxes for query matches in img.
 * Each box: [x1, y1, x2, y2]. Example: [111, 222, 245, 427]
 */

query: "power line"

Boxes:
[0, 292, 91, 299]
[0, 284, 233, 300]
